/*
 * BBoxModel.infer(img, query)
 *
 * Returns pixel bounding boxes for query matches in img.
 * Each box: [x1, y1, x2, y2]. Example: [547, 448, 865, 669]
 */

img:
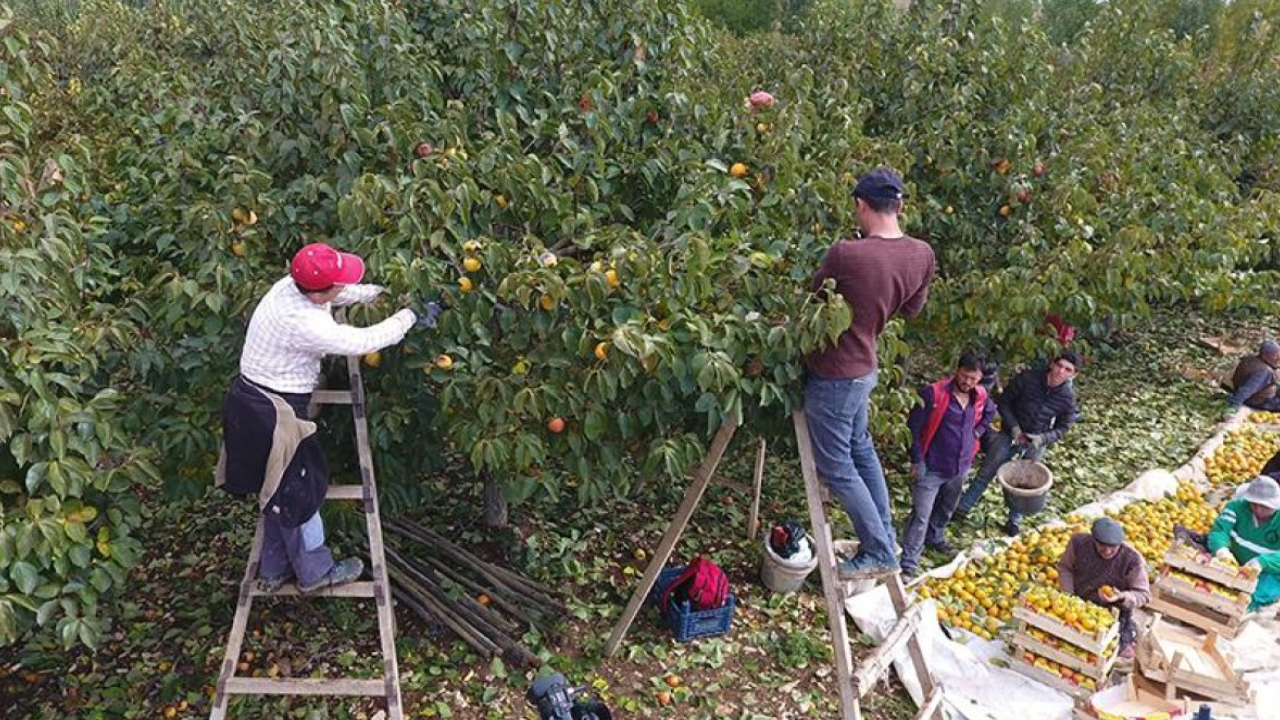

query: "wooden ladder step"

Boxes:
[311, 389, 354, 405]
[249, 581, 377, 598]
[326, 485, 366, 501]
[222, 677, 387, 697]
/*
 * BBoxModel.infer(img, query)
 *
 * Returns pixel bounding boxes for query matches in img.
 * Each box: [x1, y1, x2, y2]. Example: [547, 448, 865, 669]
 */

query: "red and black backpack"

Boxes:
[660, 556, 728, 612]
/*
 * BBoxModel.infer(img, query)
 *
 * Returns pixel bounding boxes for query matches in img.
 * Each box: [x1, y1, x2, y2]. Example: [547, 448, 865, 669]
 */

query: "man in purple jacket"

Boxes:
[804, 167, 936, 580]
[900, 353, 997, 578]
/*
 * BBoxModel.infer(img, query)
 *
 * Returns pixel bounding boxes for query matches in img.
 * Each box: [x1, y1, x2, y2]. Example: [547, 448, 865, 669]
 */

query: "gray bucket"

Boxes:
[760, 536, 818, 593]
[998, 459, 1054, 515]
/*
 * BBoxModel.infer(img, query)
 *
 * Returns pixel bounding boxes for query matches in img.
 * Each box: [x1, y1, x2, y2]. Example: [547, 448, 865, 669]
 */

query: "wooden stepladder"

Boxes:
[792, 409, 944, 720]
[211, 353, 402, 720]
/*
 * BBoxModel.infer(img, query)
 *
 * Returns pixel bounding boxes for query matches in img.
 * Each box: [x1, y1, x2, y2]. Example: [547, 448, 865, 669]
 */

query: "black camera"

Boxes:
[526, 672, 612, 720]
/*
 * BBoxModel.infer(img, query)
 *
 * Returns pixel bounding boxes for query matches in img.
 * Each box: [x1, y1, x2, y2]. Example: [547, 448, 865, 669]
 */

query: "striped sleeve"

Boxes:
[1207, 501, 1240, 553]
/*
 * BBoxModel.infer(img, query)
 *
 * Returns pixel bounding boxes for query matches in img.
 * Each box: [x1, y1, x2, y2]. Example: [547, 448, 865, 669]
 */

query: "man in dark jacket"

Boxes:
[1227, 340, 1280, 411]
[955, 351, 1080, 535]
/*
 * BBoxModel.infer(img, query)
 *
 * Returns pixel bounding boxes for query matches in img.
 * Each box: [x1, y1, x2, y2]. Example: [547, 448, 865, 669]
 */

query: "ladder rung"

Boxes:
[222, 677, 386, 697]
[326, 485, 365, 500]
[250, 581, 376, 598]
[312, 389, 354, 405]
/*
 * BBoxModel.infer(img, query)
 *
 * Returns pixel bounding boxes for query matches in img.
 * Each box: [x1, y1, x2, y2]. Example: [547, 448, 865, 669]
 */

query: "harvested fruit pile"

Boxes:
[1168, 541, 1259, 581]
[1015, 648, 1103, 691]
[1203, 425, 1280, 485]
[1022, 626, 1114, 666]
[919, 483, 1217, 639]
[1021, 586, 1117, 636]
[1089, 481, 1217, 562]
[1162, 568, 1246, 602]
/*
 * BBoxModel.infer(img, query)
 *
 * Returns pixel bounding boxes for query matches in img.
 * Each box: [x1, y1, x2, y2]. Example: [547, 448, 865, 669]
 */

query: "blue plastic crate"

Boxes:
[647, 566, 735, 642]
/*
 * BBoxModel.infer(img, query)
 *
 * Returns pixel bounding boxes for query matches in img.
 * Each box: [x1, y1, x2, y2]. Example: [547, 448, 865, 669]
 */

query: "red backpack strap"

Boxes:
[970, 385, 989, 457]
[919, 379, 951, 459]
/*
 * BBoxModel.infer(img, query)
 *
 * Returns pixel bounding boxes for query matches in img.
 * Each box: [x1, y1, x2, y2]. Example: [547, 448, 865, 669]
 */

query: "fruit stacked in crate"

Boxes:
[1010, 586, 1120, 696]
[1148, 541, 1258, 639]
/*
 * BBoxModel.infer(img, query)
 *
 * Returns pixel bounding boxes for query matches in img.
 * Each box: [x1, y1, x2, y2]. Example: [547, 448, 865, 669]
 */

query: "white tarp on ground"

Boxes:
[842, 408, 1280, 720]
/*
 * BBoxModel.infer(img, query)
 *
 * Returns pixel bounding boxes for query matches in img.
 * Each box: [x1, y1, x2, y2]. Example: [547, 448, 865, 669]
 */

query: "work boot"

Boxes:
[837, 554, 900, 581]
[299, 557, 364, 594]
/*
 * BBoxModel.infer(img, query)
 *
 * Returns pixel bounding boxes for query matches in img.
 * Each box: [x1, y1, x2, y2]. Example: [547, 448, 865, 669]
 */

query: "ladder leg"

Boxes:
[347, 356, 403, 720]
[793, 410, 861, 720]
[887, 574, 938, 704]
[211, 515, 267, 720]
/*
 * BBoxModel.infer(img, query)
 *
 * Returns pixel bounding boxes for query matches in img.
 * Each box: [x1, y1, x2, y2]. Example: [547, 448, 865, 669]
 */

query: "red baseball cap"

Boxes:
[290, 242, 365, 291]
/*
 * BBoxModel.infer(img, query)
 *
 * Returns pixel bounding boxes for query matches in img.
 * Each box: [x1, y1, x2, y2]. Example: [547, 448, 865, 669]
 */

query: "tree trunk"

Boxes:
[482, 471, 508, 528]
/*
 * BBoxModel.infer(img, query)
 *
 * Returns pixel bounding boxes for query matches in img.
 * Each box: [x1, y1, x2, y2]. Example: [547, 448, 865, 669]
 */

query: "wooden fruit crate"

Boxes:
[1136, 616, 1251, 706]
[1147, 583, 1246, 639]
[1012, 629, 1116, 680]
[1075, 675, 1191, 720]
[1008, 655, 1095, 699]
[1013, 605, 1120, 656]
[1155, 568, 1251, 617]
[1163, 547, 1259, 594]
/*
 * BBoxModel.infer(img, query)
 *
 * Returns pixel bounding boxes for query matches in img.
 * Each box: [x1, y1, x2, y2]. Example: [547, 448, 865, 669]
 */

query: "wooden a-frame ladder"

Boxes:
[792, 409, 946, 720]
[210, 352, 402, 720]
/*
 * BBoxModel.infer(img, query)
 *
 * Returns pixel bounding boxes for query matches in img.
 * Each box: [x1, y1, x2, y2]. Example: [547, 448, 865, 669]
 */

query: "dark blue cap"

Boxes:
[853, 167, 906, 202]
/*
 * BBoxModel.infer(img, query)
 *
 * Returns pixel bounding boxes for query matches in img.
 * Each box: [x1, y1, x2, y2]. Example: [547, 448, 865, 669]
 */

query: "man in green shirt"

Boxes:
[1207, 475, 1280, 611]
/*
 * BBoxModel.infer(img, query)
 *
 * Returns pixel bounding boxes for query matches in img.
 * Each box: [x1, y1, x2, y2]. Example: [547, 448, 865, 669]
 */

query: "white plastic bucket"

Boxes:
[760, 536, 818, 593]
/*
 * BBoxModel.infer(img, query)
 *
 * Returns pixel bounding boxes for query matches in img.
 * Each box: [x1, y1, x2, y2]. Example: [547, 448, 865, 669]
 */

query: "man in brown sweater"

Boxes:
[1055, 517, 1150, 659]
[804, 167, 936, 580]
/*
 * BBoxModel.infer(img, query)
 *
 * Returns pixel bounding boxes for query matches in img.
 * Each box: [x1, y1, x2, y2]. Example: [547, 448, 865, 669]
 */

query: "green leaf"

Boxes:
[10, 561, 39, 595]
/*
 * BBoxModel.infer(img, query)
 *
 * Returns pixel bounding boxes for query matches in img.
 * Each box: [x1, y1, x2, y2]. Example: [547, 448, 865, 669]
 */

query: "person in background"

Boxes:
[803, 167, 936, 580]
[900, 352, 997, 578]
[1056, 518, 1150, 660]
[1226, 340, 1280, 412]
[1206, 475, 1280, 611]
[218, 242, 438, 594]
[955, 351, 1081, 535]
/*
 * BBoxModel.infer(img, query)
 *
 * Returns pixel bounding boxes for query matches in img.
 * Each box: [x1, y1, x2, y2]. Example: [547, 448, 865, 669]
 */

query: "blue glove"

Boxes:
[415, 300, 442, 329]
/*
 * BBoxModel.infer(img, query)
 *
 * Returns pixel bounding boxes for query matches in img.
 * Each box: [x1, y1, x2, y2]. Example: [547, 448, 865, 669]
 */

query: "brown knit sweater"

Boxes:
[804, 235, 935, 379]
[1055, 532, 1151, 609]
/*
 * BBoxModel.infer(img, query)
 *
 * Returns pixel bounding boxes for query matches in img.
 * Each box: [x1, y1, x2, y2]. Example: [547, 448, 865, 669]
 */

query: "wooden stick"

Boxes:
[388, 564, 496, 656]
[384, 519, 565, 615]
[386, 546, 521, 638]
[603, 420, 738, 657]
[748, 437, 767, 541]
[387, 547, 539, 666]
[383, 520, 560, 617]
[410, 545, 548, 631]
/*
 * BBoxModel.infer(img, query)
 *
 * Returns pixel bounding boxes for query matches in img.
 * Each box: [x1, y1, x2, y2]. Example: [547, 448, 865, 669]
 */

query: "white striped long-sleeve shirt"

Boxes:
[239, 277, 416, 393]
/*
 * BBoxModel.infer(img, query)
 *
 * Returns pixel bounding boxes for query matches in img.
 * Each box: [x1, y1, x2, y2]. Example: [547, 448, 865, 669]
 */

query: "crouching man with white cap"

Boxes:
[1208, 475, 1280, 611]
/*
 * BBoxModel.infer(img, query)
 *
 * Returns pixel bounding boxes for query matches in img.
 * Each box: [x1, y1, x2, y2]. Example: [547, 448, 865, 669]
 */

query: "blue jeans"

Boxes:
[900, 471, 965, 571]
[804, 371, 896, 564]
[956, 430, 1046, 528]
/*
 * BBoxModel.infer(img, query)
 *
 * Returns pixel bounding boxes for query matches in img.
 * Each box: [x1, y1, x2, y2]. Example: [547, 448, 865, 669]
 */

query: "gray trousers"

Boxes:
[259, 508, 334, 586]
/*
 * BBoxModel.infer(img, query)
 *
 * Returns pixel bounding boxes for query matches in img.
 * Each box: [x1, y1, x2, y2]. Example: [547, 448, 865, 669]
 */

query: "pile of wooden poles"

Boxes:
[382, 517, 566, 667]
